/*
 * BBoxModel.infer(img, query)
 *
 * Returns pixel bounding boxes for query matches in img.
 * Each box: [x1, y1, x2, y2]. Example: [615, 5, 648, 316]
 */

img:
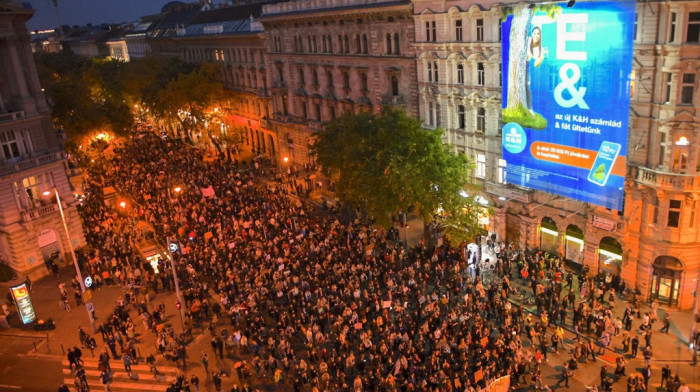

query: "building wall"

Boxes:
[413, 0, 700, 309]
[260, 0, 418, 165]
[0, 2, 85, 278]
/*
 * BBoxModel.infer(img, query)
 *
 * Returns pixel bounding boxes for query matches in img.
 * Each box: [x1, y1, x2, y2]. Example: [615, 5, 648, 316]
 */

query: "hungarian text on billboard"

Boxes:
[501, 1, 634, 210]
[10, 283, 37, 324]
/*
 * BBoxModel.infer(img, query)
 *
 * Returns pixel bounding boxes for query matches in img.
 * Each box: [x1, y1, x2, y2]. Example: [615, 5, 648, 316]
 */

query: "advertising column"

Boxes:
[501, 1, 635, 211]
[10, 283, 37, 325]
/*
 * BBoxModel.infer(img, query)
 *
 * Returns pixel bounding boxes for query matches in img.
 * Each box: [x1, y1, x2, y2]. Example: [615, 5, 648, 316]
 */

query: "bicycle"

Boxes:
[59, 298, 71, 311]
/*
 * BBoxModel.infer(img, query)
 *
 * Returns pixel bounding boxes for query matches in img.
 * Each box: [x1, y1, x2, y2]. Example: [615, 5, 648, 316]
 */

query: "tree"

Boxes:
[313, 107, 480, 240]
[502, 4, 561, 130]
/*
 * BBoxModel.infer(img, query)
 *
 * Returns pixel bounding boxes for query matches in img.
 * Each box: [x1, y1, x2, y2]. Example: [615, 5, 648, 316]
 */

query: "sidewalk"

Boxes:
[479, 245, 697, 363]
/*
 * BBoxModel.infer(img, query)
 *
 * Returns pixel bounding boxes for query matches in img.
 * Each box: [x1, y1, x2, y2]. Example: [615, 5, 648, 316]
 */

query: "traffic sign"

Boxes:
[84, 276, 93, 288]
[86, 302, 94, 312]
[169, 242, 178, 252]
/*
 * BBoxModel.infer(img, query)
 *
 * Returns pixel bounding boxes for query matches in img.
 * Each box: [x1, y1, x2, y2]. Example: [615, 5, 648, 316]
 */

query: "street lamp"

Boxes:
[43, 189, 97, 332]
[166, 186, 186, 330]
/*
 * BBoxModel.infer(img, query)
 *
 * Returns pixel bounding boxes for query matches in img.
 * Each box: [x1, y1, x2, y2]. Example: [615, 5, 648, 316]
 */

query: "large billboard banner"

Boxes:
[501, 1, 634, 210]
[10, 283, 37, 324]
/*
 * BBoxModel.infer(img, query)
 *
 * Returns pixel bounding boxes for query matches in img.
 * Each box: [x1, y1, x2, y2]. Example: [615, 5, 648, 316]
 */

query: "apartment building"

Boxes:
[0, 0, 85, 278]
[413, 0, 700, 309]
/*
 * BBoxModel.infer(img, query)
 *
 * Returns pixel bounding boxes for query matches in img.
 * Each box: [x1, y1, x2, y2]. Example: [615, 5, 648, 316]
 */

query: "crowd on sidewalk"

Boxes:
[57, 132, 692, 392]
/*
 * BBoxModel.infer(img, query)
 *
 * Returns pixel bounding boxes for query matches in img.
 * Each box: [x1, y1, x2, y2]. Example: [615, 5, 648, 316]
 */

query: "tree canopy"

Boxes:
[313, 107, 485, 242]
[35, 52, 225, 140]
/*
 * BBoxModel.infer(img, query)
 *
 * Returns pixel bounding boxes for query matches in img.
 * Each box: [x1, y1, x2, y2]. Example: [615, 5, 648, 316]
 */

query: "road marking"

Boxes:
[0, 385, 22, 390]
[63, 379, 168, 391]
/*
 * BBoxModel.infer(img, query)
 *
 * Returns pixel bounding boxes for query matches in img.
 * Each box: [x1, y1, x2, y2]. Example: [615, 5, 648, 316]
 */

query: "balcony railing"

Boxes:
[21, 204, 58, 222]
[0, 151, 65, 177]
[636, 166, 699, 190]
[0, 110, 25, 124]
[381, 95, 405, 106]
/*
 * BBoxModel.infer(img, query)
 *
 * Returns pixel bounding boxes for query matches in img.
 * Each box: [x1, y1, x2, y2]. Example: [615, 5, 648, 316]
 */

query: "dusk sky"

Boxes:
[26, 0, 184, 31]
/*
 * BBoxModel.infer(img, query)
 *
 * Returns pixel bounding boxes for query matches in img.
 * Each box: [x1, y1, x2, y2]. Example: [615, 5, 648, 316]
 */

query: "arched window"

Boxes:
[391, 75, 399, 96]
[457, 64, 464, 84]
[356, 34, 362, 54]
[394, 33, 400, 55]
[386, 34, 392, 54]
[362, 34, 368, 54]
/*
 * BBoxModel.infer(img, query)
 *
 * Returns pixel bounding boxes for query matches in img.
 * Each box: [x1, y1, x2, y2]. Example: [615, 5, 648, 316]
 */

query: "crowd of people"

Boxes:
[61, 132, 691, 392]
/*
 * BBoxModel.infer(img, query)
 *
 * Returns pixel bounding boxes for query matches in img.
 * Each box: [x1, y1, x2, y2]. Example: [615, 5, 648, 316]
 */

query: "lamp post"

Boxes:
[44, 189, 96, 333]
[166, 186, 186, 330]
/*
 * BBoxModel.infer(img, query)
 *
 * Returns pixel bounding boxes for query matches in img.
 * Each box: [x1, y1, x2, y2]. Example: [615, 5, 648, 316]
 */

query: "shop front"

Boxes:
[564, 225, 584, 272]
[650, 256, 683, 306]
[598, 236, 623, 276]
[539, 217, 559, 254]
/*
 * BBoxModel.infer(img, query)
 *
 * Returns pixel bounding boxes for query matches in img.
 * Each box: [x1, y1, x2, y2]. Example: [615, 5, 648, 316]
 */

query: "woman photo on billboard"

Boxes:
[526, 26, 544, 114]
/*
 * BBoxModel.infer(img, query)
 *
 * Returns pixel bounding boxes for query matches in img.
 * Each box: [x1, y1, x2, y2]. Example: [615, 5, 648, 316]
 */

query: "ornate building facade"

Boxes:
[413, 0, 700, 310]
[0, 0, 84, 278]
[259, 0, 418, 166]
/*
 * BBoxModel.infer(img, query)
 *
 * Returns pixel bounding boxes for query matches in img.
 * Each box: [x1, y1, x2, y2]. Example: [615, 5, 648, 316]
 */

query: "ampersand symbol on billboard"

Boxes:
[554, 63, 589, 109]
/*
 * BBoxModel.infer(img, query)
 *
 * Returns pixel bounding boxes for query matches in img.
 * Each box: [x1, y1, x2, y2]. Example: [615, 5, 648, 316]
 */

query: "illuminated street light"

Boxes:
[119, 201, 127, 209]
[174, 186, 182, 193]
[43, 188, 96, 332]
[283, 156, 289, 164]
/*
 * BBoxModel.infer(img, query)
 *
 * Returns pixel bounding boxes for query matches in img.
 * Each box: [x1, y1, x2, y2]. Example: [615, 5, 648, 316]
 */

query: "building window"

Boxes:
[362, 34, 368, 54]
[330, 106, 336, 119]
[687, 12, 700, 43]
[457, 64, 464, 84]
[301, 101, 308, 119]
[433, 61, 439, 83]
[327, 34, 333, 53]
[476, 18, 484, 41]
[0, 130, 21, 161]
[680, 73, 695, 104]
[386, 33, 392, 54]
[672, 136, 690, 173]
[312, 70, 319, 86]
[664, 73, 672, 103]
[315, 103, 321, 121]
[356, 34, 362, 54]
[477, 62, 485, 85]
[435, 103, 441, 126]
[498, 158, 507, 184]
[427, 62, 433, 82]
[343, 71, 350, 89]
[425, 20, 436, 42]
[458, 105, 465, 129]
[322, 35, 328, 53]
[455, 20, 463, 41]
[393, 33, 399, 55]
[298, 67, 305, 85]
[476, 107, 486, 133]
[669, 12, 677, 42]
[658, 132, 667, 167]
[391, 75, 399, 96]
[667, 199, 681, 228]
[276, 64, 284, 82]
[476, 154, 486, 178]
[327, 70, 334, 88]
[361, 73, 368, 92]
[338, 34, 344, 53]
[428, 102, 434, 125]
[344, 35, 350, 53]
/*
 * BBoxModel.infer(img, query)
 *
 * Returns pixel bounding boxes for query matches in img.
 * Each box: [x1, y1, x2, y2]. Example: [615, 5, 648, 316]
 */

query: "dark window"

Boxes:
[455, 20, 463, 41]
[687, 12, 700, 42]
[477, 62, 485, 85]
[391, 75, 399, 96]
[667, 199, 681, 228]
[393, 33, 399, 55]
[343, 71, 350, 89]
[361, 73, 368, 91]
[664, 73, 672, 103]
[458, 105, 465, 129]
[457, 64, 464, 84]
[476, 107, 486, 132]
[669, 12, 677, 42]
[476, 19, 484, 41]
[680, 73, 695, 104]
[386, 34, 392, 54]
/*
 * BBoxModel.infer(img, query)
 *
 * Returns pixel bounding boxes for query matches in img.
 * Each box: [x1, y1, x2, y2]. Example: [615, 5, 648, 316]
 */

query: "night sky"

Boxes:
[25, 0, 187, 31]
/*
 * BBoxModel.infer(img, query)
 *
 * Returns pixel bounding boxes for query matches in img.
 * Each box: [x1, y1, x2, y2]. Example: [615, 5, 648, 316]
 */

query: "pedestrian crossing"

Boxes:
[62, 357, 180, 391]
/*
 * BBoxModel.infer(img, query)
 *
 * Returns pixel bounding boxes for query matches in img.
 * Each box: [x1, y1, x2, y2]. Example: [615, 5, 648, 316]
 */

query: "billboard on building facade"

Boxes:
[501, 1, 634, 210]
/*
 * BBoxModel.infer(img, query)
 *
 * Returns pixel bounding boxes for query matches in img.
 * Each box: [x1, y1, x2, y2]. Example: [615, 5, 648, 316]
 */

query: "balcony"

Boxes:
[0, 151, 65, 177]
[0, 110, 25, 124]
[380, 95, 405, 106]
[21, 204, 58, 222]
[636, 166, 699, 191]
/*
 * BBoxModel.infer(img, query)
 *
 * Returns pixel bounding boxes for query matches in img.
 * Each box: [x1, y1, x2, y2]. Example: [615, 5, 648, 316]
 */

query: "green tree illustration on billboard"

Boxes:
[502, 4, 562, 130]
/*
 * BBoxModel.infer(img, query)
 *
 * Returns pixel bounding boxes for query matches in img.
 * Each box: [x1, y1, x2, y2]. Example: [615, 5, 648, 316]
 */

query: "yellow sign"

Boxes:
[82, 290, 92, 302]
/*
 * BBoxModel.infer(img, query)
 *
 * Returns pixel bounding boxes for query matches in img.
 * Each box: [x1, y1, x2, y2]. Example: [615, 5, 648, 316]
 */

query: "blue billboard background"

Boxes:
[501, 1, 635, 211]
